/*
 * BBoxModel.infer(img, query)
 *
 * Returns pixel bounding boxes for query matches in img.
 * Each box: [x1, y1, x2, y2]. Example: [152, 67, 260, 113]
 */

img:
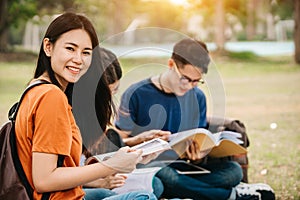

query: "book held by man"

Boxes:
[85, 128, 247, 165]
[168, 128, 247, 159]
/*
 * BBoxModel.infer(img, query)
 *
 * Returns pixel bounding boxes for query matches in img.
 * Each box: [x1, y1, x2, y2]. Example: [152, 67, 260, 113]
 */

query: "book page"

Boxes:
[112, 167, 161, 194]
[168, 128, 247, 159]
[208, 140, 247, 157]
[85, 151, 115, 164]
[131, 138, 171, 155]
[213, 131, 244, 145]
[169, 128, 216, 158]
[85, 138, 171, 165]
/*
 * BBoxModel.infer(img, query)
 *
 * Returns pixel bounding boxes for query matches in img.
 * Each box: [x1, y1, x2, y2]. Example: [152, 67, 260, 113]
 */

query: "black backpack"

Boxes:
[0, 80, 64, 200]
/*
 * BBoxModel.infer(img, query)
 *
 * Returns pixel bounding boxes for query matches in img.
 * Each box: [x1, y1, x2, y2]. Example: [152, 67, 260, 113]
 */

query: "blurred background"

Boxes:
[0, 1, 299, 199]
[0, 0, 298, 59]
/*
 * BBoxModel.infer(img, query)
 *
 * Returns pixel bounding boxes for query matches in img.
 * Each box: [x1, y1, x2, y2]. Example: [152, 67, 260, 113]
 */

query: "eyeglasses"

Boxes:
[174, 61, 205, 85]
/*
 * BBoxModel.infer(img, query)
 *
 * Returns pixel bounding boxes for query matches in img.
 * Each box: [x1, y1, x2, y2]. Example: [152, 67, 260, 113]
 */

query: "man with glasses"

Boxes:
[115, 38, 274, 200]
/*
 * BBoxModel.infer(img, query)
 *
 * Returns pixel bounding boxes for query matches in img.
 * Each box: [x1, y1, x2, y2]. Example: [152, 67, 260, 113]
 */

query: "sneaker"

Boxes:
[235, 184, 261, 200]
[235, 182, 275, 200]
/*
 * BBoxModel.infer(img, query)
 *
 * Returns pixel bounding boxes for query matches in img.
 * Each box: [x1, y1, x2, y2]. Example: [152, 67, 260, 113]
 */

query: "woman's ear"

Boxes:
[43, 38, 52, 57]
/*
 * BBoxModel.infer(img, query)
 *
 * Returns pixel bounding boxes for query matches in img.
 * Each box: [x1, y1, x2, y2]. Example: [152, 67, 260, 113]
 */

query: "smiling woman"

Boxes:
[12, 12, 157, 200]
[42, 29, 93, 89]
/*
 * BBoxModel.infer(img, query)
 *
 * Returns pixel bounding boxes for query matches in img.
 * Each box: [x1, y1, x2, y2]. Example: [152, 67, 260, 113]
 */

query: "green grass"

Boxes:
[0, 61, 36, 123]
[1, 54, 300, 199]
[119, 55, 300, 199]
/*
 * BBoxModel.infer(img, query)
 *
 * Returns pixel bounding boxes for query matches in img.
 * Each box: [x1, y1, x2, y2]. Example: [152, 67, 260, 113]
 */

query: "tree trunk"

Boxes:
[0, 29, 9, 52]
[107, 0, 127, 44]
[246, 0, 255, 40]
[214, 0, 225, 51]
[0, 0, 9, 52]
[295, 0, 300, 64]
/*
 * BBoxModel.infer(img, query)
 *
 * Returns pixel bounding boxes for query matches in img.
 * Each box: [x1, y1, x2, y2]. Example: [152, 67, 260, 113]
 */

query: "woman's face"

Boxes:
[44, 29, 93, 89]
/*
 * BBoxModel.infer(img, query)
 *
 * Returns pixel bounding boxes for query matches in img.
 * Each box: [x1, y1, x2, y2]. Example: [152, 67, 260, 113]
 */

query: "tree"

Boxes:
[246, 0, 255, 40]
[0, 0, 36, 52]
[190, 0, 247, 50]
[0, 0, 9, 52]
[214, 0, 225, 51]
[295, 0, 300, 64]
[0, 0, 76, 52]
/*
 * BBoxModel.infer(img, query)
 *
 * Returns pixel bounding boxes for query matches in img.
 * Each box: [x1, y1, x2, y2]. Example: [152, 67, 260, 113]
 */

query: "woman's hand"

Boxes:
[103, 174, 127, 189]
[138, 150, 164, 165]
[136, 130, 171, 143]
[88, 174, 127, 189]
[102, 146, 143, 173]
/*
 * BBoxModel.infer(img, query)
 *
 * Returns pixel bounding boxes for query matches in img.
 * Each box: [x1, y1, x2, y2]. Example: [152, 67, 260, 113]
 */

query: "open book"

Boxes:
[85, 138, 171, 164]
[86, 128, 246, 165]
[112, 167, 161, 194]
[169, 128, 247, 159]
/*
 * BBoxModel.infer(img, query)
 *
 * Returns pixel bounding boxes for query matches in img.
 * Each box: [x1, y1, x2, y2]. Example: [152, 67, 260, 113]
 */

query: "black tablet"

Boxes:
[162, 160, 211, 175]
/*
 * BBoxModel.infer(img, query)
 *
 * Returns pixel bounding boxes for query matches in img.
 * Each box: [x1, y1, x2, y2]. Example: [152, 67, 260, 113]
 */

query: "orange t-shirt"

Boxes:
[15, 84, 84, 200]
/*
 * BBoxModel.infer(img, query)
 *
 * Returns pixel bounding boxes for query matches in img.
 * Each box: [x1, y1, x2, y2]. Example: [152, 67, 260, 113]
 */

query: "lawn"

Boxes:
[0, 53, 299, 199]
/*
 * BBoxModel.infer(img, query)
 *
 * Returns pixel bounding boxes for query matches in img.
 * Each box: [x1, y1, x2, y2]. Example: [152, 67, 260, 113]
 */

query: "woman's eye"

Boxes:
[66, 46, 75, 51]
[83, 51, 91, 56]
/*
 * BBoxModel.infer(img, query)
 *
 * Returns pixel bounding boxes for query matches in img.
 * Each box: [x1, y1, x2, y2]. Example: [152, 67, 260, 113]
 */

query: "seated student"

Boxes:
[80, 47, 164, 199]
[115, 38, 275, 200]
[15, 11, 156, 200]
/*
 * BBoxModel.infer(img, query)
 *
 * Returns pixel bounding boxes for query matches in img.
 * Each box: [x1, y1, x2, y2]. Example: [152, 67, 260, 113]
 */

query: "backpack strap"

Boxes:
[9, 80, 65, 200]
[10, 124, 34, 199]
[9, 80, 48, 122]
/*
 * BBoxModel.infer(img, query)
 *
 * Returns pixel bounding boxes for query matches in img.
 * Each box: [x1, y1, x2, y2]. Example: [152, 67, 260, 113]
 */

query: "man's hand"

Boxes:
[185, 139, 207, 161]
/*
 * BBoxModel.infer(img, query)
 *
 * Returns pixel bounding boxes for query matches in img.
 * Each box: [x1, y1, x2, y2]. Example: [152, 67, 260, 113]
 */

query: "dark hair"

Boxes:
[171, 38, 210, 73]
[88, 47, 113, 131]
[84, 48, 123, 157]
[33, 12, 113, 133]
[94, 47, 123, 130]
[100, 47, 122, 84]
[34, 12, 99, 89]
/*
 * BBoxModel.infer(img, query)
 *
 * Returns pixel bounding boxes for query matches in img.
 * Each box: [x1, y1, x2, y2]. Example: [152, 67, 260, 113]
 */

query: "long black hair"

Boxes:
[34, 12, 99, 88]
[94, 46, 124, 130]
[100, 47, 122, 85]
[33, 12, 113, 131]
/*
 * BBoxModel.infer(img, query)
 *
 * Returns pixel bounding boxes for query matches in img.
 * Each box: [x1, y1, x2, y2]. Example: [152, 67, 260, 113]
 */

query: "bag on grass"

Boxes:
[207, 117, 250, 183]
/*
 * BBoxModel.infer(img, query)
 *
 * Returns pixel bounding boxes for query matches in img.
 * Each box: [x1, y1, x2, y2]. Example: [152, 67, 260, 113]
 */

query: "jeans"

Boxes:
[156, 160, 243, 200]
[83, 188, 117, 200]
[152, 176, 164, 198]
[84, 188, 157, 200]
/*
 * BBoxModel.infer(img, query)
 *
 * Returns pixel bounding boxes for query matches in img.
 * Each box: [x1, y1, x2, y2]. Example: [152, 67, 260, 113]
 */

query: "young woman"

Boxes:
[15, 12, 156, 200]
[77, 47, 165, 199]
